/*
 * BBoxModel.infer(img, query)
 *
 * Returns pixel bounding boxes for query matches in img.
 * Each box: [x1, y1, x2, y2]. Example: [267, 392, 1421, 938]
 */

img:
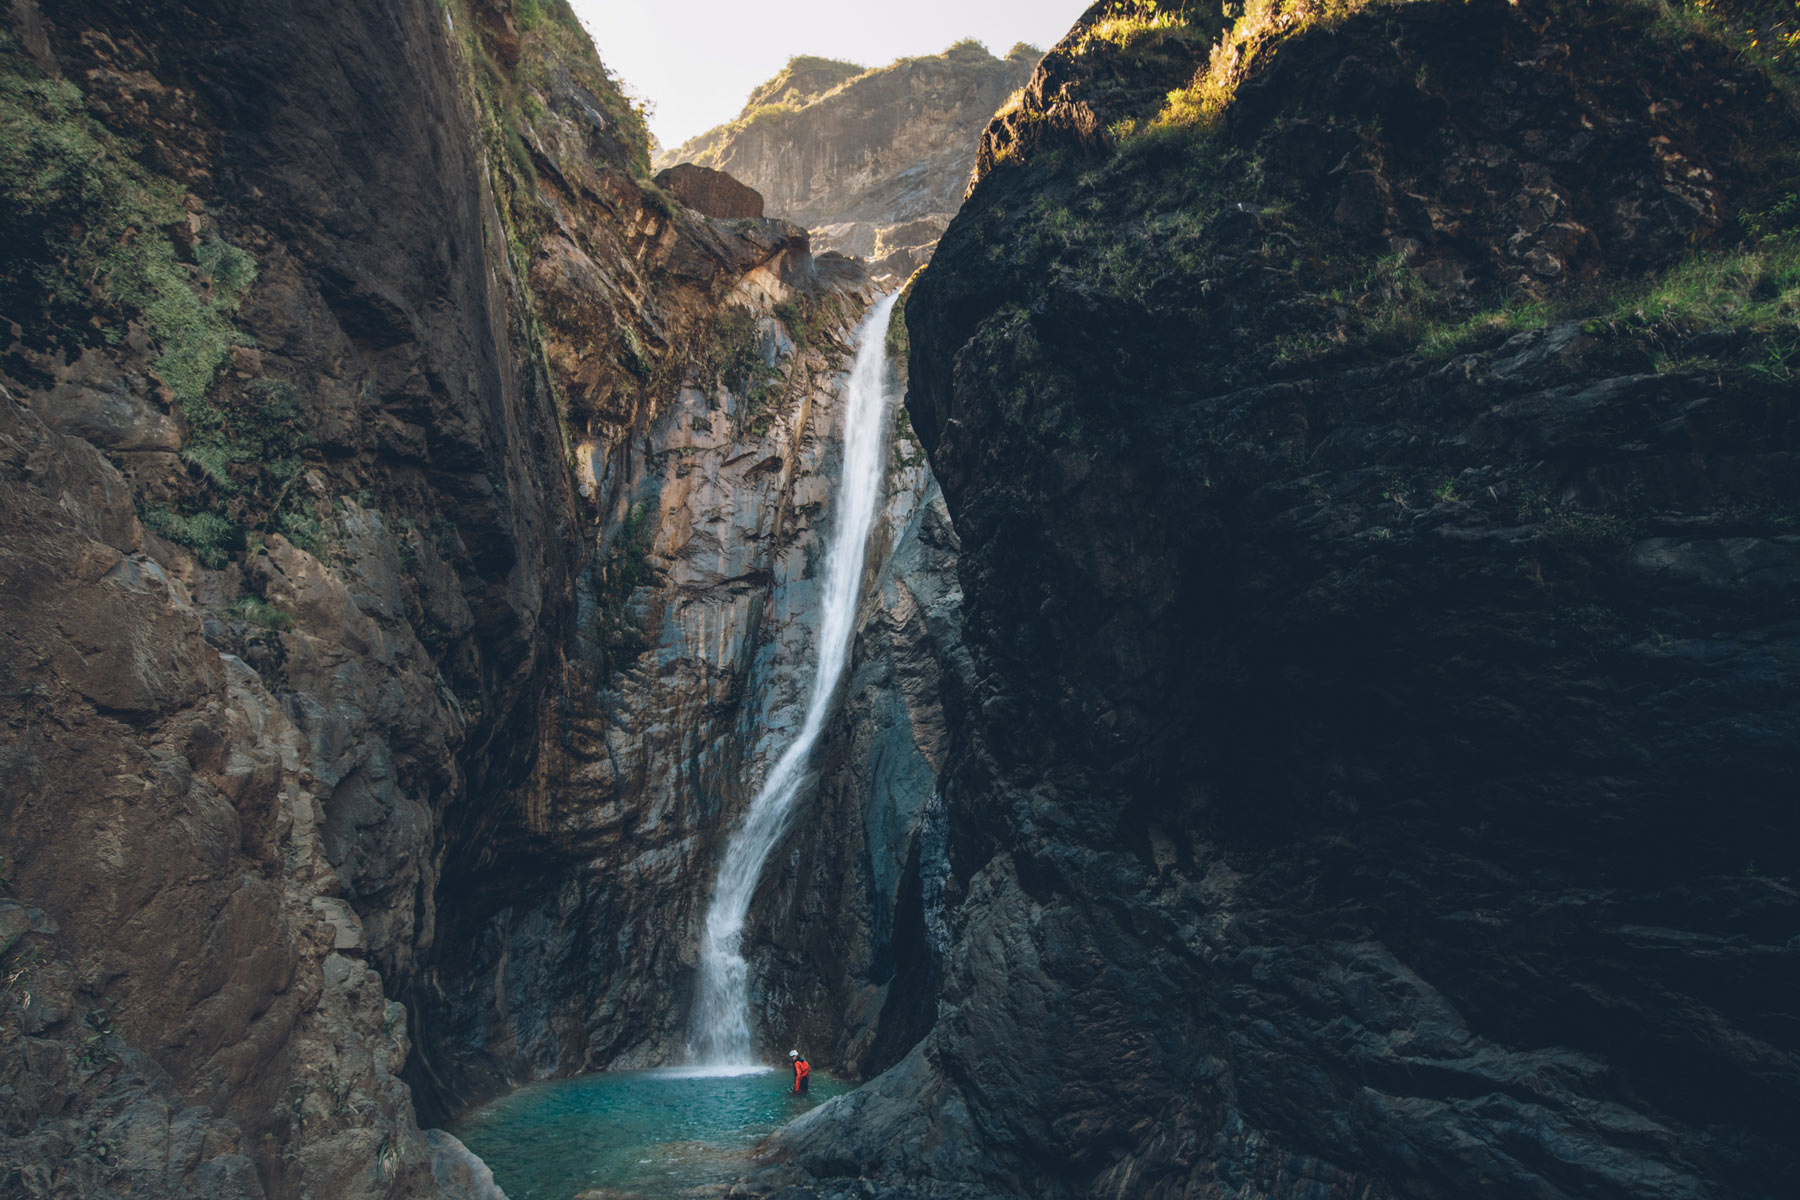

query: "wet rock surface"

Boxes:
[419, 302, 962, 1097]
[759, 2, 1800, 1198]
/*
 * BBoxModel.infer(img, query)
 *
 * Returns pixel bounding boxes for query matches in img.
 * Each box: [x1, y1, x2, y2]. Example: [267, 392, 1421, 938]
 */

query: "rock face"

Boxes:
[661, 42, 1041, 281]
[761, 2, 1800, 1198]
[654, 162, 766, 218]
[0, 0, 935, 1195]
[410, 280, 961, 1100]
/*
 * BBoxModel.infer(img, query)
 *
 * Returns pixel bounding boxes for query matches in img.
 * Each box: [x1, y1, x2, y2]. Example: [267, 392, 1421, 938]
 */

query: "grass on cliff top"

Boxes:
[0, 36, 256, 409]
[1074, 0, 1222, 56]
[1116, 0, 1800, 139]
[741, 55, 867, 113]
[668, 38, 1042, 169]
[1145, 0, 1397, 133]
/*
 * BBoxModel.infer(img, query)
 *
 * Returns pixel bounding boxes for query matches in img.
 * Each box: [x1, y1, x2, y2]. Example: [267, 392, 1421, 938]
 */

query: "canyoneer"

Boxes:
[789, 1049, 810, 1094]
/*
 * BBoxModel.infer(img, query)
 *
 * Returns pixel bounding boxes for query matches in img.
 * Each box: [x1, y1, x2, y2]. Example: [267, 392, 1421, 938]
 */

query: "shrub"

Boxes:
[1076, 1, 1200, 55]
[592, 494, 660, 661]
[230, 595, 294, 632]
[0, 46, 256, 408]
[1153, 0, 1383, 133]
[705, 305, 782, 402]
[141, 506, 243, 569]
[277, 500, 330, 558]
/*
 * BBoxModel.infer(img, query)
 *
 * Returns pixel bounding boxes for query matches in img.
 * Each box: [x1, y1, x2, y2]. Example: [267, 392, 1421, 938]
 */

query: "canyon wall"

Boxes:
[1, 0, 942, 1194]
[409, 287, 962, 1109]
[661, 42, 1040, 281]
[762, 1, 1800, 1197]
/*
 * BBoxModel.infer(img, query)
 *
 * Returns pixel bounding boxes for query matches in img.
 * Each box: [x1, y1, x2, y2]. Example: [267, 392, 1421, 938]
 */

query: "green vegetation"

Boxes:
[740, 55, 866, 113]
[161, 377, 333, 564]
[701, 305, 785, 431]
[276, 499, 330, 557]
[739, 101, 799, 132]
[0, 36, 294, 571]
[943, 38, 995, 60]
[141, 505, 242, 569]
[0, 35, 256, 407]
[1647, 0, 1800, 81]
[957, 0, 1800, 433]
[884, 299, 911, 364]
[666, 36, 1033, 169]
[1416, 297, 1558, 358]
[1140, 0, 1799, 137]
[591, 495, 660, 661]
[442, 0, 661, 490]
[667, 53, 870, 166]
[1613, 238, 1800, 330]
[1379, 234, 1800, 371]
[230, 595, 295, 632]
[1152, 0, 1384, 133]
[1075, 1, 1210, 55]
[774, 291, 848, 357]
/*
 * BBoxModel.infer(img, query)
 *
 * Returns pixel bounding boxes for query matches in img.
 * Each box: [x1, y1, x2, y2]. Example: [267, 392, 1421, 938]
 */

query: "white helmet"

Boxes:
[789, 1050, 799, 1059]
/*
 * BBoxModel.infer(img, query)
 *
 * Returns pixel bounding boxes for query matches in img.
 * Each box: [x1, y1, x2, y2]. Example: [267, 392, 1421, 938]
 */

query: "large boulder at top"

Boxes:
[653, 163, 765, 219]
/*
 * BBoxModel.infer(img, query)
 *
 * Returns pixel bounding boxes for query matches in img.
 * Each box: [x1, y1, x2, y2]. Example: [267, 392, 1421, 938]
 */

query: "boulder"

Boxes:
[654, 163, 765, 219]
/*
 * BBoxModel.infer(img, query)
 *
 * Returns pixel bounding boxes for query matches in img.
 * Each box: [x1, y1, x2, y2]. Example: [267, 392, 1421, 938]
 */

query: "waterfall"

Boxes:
[688, 291, 900, 1067]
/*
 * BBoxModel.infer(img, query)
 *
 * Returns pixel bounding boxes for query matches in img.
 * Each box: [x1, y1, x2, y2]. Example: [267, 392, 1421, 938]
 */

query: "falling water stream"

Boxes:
[452, 295, 898, 1200]
[690, 291, 900, 1066]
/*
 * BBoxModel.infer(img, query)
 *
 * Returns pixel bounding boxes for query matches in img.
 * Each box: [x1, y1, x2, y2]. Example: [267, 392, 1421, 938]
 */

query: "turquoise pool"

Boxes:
[449, 1065, 849, 1199]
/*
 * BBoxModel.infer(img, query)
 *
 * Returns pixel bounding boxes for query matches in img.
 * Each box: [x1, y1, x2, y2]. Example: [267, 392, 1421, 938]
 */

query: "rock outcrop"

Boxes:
[654, 162, 766, 218]
[661, 42, 1041, 281]
[759, 1, 1800, 1197]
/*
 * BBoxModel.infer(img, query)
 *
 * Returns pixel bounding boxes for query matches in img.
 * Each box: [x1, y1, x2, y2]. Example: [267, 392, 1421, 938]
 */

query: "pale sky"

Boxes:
[569, 0, 1091, 151]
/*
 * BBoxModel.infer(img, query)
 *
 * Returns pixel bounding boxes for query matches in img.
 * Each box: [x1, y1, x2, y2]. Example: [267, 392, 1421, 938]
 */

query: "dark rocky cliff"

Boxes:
[661, 42, 1041, 281]
[0, 0, 938, 1195]
[761, 1, 1800, 1197]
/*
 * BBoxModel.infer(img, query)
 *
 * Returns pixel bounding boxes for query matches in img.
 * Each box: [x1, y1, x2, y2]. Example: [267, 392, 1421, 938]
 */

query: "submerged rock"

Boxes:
[427, 1129, 510, 1200]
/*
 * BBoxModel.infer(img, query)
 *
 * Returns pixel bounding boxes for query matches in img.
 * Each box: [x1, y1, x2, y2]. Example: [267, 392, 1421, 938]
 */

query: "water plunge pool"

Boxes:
[450, 1066, 851, 1199]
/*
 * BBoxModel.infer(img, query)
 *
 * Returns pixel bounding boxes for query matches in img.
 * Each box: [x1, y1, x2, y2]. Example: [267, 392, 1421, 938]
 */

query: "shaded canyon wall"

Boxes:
[761, 1, 1800, 1198]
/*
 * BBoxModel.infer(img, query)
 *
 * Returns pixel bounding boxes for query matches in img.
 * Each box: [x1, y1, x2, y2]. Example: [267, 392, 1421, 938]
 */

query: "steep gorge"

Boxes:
[5, 0, 1796, 1199]
[0, 0, 951, 1196]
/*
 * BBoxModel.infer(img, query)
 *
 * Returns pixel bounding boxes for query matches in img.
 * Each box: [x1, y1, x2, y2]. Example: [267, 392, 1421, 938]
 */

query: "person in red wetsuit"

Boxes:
[789, 1049, 810, 1094]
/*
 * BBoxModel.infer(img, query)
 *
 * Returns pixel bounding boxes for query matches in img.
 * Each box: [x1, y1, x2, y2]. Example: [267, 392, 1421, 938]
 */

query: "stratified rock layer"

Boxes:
[662, 42, 1040, 280]
[763, 1, 1800, 1198]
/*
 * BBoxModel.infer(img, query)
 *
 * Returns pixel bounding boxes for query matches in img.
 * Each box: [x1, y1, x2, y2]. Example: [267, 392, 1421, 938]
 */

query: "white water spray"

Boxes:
[689, 292, 900, 1067]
